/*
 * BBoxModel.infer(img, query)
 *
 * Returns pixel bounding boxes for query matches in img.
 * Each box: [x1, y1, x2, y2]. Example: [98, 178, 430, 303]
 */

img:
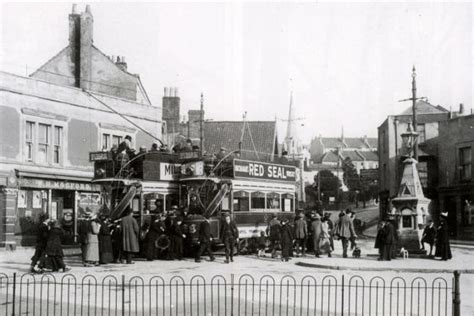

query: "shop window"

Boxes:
[266, 192, 280, 210]
[233, 191, 249, 212]
[459, 147, 472, 181]
[281, 194, 294, 212]
[251, 192, 265, 210]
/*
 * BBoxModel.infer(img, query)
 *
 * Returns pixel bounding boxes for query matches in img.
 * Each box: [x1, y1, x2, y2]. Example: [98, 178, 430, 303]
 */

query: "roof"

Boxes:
[399, 100, 449, 115]
[318, 150, 379, 164]
[311, 137, 377, 150]
[203, 121, 277, 161]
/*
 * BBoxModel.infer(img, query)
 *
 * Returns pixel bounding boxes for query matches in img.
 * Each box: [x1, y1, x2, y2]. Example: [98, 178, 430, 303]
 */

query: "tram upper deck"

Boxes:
[89, 150, 298, 182]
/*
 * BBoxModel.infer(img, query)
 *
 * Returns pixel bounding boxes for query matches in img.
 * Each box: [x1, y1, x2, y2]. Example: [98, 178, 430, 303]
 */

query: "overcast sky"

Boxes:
[1, 1, 472, 143]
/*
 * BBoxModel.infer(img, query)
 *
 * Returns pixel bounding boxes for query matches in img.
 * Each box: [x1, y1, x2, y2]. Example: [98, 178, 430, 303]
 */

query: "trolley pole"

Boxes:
[200, 93, 204, 154]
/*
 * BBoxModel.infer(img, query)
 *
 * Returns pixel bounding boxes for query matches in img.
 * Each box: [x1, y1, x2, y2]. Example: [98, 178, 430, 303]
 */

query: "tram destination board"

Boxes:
[233, 159, 296, 182]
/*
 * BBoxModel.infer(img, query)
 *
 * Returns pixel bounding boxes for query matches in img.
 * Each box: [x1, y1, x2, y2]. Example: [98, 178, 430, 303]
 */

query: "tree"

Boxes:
[342, 157, 360, 191]
[304, 169, 341, 211]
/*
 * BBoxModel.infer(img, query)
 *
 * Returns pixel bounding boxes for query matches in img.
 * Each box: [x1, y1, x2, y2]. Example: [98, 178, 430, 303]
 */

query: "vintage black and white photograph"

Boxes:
[0, 0, 473, 315]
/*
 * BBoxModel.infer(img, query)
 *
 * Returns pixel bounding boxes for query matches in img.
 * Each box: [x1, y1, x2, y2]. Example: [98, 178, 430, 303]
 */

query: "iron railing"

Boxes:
[0, 271, 460, 315]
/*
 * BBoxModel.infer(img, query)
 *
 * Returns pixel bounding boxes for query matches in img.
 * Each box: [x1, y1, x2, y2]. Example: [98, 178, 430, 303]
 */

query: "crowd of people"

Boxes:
[29, 204, 454, 273]
[264, 209, 358, 261]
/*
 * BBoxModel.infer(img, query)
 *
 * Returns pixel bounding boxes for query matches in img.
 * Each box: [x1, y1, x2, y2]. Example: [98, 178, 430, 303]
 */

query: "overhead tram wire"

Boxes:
[85, 91, 165, 146]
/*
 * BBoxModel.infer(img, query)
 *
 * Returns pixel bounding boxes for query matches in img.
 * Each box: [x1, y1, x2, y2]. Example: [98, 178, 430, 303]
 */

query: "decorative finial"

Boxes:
[412, 65, 416, 78]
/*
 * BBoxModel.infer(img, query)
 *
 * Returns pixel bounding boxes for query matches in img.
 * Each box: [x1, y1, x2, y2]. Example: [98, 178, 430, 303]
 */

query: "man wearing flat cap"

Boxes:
[220, 212, 239, 263]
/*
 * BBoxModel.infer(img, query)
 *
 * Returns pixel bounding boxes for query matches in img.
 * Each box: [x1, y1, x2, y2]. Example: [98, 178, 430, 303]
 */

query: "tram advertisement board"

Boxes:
[233, 159, 296, 182]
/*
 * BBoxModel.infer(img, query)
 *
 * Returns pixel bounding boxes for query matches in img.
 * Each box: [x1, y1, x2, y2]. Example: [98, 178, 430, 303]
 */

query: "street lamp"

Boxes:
[401, 122, 419, 158]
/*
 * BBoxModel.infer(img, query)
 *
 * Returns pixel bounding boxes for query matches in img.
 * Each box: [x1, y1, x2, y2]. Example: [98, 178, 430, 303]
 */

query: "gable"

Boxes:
[30, 46, 76, 87]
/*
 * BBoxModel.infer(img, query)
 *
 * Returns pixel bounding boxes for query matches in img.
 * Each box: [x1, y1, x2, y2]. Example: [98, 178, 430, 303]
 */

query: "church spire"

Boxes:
[285, 90, 300, 156]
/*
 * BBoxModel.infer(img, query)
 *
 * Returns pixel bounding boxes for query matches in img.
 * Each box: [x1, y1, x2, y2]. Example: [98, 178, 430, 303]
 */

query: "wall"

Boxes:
[0, 106, 20, 159]
[0, 71, 161, 175]
[438, 115, 474, 187]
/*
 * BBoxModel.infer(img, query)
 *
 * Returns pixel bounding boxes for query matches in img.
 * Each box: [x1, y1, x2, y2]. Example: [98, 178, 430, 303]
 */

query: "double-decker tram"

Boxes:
[89, 149, 298, 252]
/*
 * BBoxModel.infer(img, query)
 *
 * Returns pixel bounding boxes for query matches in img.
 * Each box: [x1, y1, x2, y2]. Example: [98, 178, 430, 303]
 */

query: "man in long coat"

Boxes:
[30, 212, 50, 273]
[335, 211, 357, 258]
[382, 219, 396, 261]
[267, 214, 281, 258]
[121, 209, 140, 264]
[311, 214, 322, 257]
[280, 219, 294, 261]
[294, 213, 308, 256]
[196, 217, 215, 262]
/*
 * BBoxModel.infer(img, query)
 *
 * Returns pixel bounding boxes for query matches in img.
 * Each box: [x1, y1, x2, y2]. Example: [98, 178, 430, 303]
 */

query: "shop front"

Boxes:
[14, 176, 101, 246]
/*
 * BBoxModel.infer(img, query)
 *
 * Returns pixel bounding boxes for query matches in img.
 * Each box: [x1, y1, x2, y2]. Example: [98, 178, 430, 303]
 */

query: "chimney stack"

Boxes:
[79, 4, 94, 89]
[69, 4, 81, 87]
[115, 55, 128, 71]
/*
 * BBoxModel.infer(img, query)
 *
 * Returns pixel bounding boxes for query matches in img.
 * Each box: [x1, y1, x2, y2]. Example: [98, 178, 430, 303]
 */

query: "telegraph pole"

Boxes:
[411, 66, 418, 160]
[200, 92, 204, 154]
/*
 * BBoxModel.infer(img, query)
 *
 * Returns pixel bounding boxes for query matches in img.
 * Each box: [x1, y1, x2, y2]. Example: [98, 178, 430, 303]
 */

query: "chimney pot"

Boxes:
[85, 4, 92, 14]
[175, 87, 179, 97]
[164, 87, 168, 97]
[459, 103, 464, 114]
[72, 4, 78, 14]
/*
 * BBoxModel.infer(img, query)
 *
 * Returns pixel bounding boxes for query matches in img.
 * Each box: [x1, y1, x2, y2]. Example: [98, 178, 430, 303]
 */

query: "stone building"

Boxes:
[0, 5, 160, 248]
[377, 100, 465, 217]
[437, 114, 474, 240]
[308, 131, 378, 173]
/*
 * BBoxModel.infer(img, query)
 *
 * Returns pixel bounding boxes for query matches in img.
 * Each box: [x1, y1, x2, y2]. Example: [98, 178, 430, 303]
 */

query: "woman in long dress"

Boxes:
[84, 214, 101, 266]
[319, 218, 332, 257]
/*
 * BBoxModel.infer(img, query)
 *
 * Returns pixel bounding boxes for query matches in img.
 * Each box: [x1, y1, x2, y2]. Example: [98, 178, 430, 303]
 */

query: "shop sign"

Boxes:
[160, 163, 181, 180]
[233, 159, 296, 182]
[18, 178, 99, 191]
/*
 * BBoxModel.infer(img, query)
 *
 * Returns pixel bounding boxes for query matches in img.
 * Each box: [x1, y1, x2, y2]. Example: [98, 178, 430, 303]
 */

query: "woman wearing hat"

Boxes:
[84, 213, 101, 266]
[435, 212, 452, 260]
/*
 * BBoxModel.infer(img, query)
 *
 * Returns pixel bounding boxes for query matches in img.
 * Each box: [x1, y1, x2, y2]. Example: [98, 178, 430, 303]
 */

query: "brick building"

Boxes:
[0, 5, 160, 248]
[437, 114, 474, 240]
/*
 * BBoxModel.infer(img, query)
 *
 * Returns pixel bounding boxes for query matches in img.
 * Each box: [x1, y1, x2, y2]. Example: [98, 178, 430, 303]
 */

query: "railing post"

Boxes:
[453, 271, 461, 316]
[230, 274, 235, 316]
[341, 274, 344, 316]
[122, 274, 126, 316]
[11, 273, 16, 316]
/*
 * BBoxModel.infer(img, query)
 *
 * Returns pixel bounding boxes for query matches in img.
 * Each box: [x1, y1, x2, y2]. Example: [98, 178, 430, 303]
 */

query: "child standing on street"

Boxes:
[257, 231, 266, 257]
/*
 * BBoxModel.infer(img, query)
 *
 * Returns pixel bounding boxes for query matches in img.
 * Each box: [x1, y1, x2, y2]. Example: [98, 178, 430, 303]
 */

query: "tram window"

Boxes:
[281, 194, 294, 212]
[221, 194, 230, 210]
[143, 193, 165, 214]
[234, 191, 249, 212]
[251, 192, 265, 210]
[266, 193, 280, 209]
